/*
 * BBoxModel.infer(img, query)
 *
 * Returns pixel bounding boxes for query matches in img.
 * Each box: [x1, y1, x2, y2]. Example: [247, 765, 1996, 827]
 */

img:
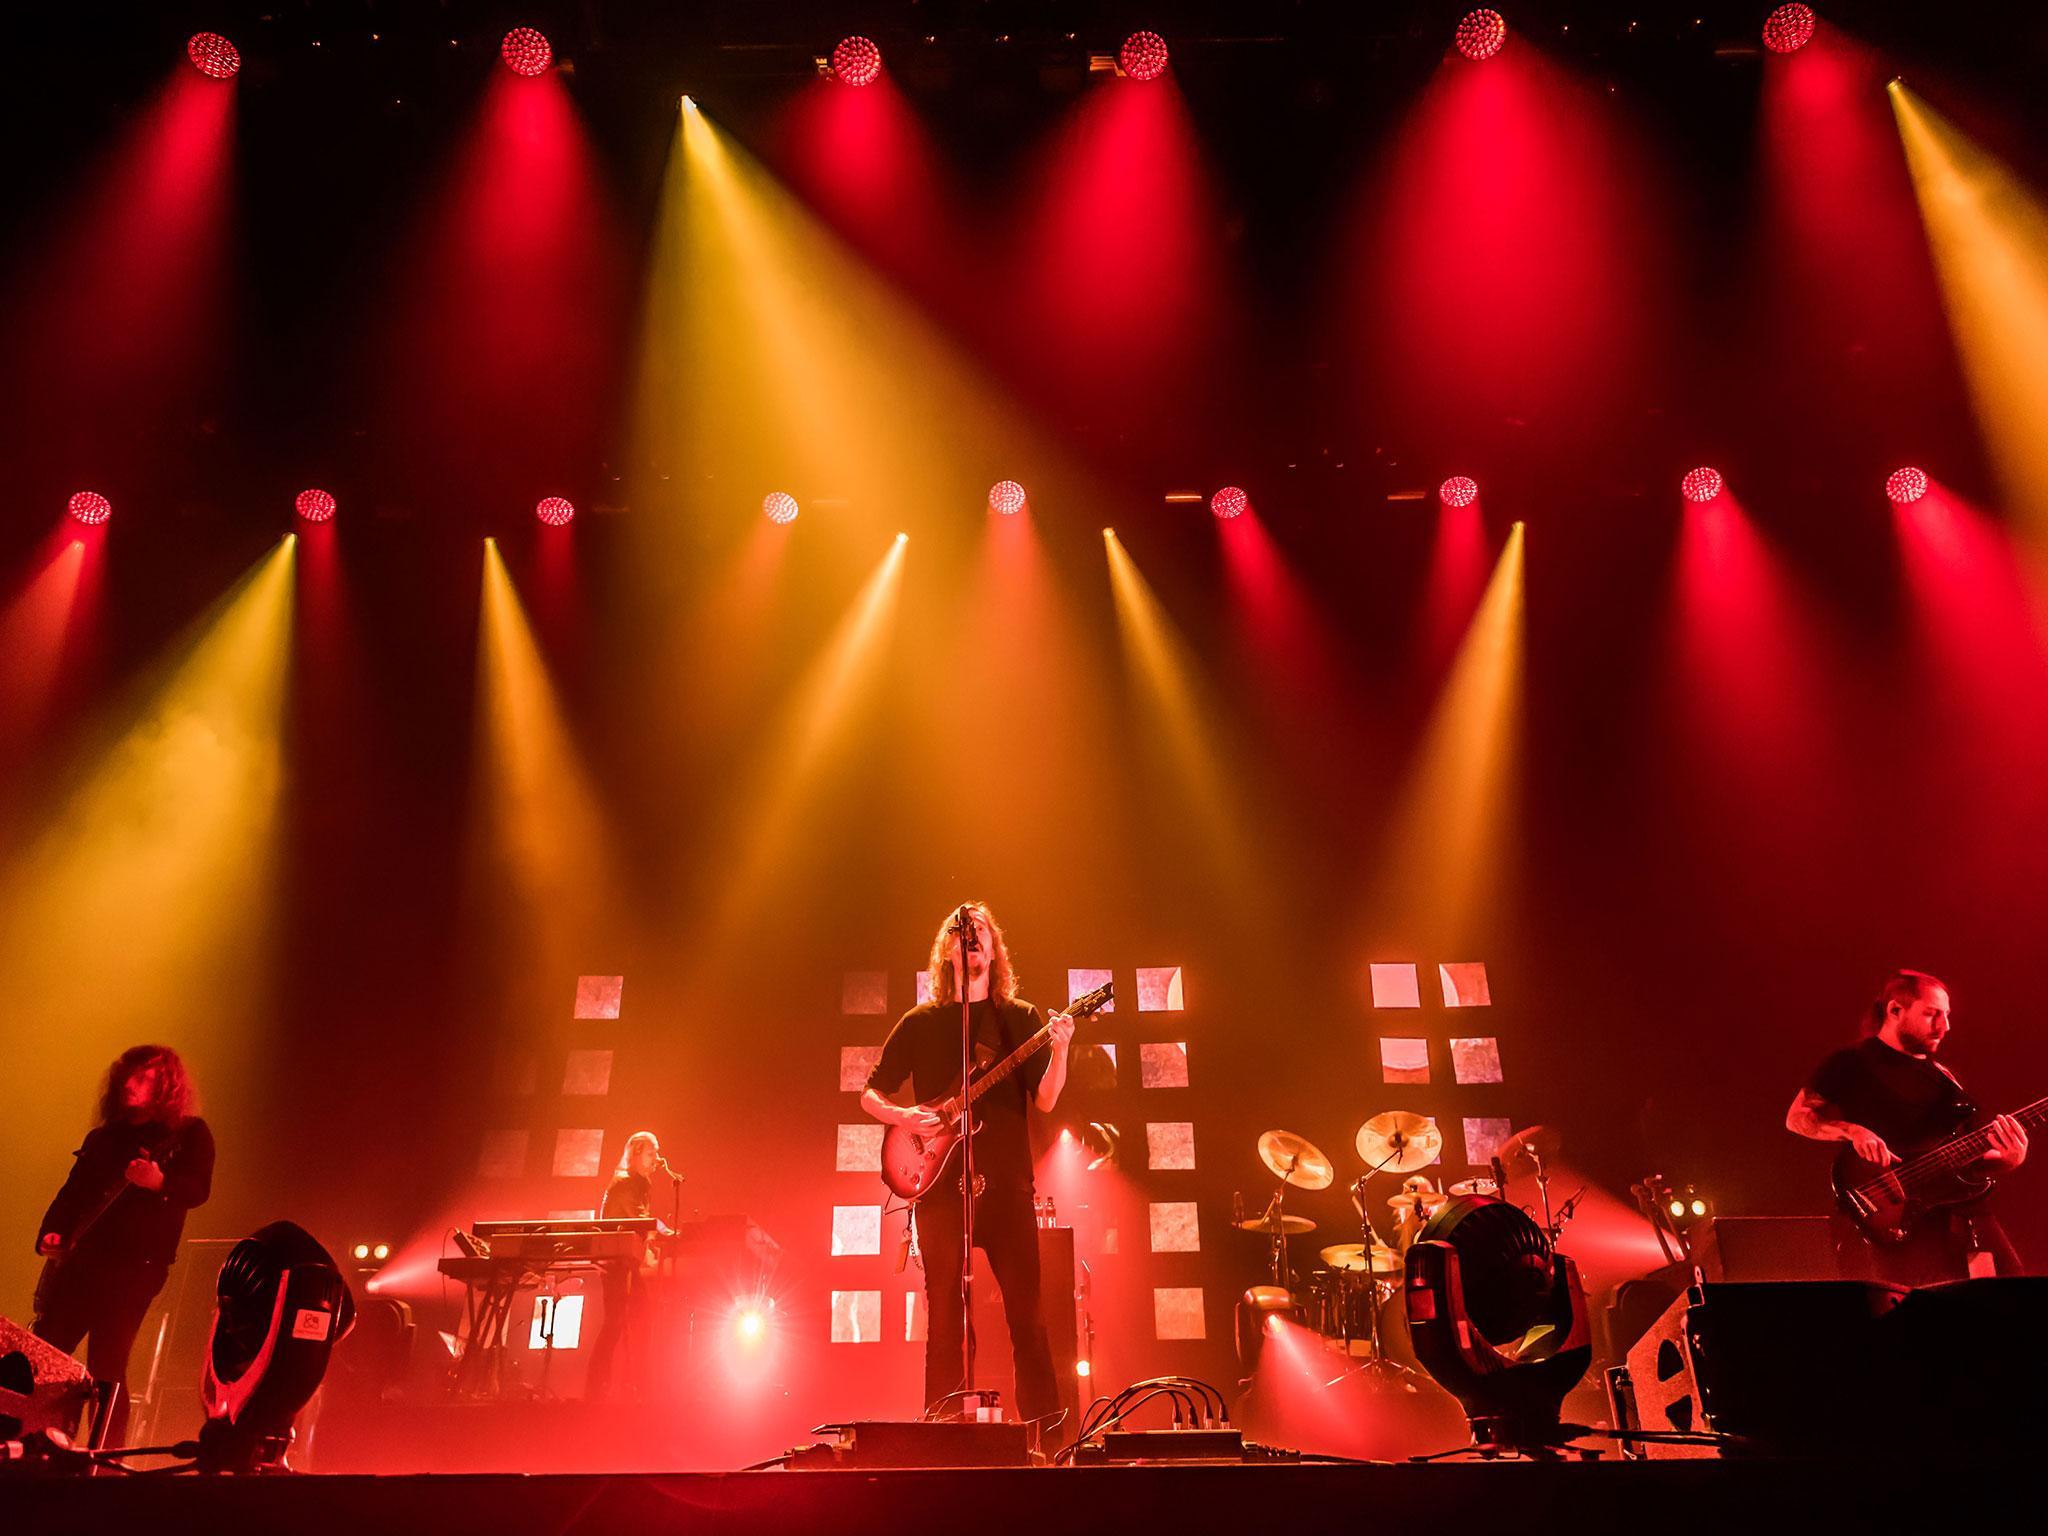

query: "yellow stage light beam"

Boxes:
[1367, 521, 1525, 952]
[472, 540, 622, 978]
[698, 534, 909, 945]
[1103, 529, 1261, 898]
[1891, 85, 2048, 529]
[0, 538, 294, 1302]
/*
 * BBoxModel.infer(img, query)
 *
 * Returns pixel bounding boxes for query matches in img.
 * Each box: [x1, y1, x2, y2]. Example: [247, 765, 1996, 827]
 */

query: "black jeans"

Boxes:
[33, 1256, 170, 1445]
[914, 1178, 1058, 1423]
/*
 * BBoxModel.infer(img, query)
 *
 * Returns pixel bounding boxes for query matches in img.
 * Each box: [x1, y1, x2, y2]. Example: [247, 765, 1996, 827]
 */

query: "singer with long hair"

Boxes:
[586, 1130, 673, 1400]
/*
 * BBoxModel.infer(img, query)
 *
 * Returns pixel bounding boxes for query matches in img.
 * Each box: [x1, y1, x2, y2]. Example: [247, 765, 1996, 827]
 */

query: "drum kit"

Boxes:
[1234, 1113, 1562, 1383]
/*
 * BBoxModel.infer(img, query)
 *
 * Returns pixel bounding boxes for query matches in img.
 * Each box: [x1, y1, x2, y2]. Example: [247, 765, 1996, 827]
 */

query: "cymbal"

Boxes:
[1387, 1191, 1448, 1213]
[1498, 1125, 1561, 1164]
[1257, 1130, 1335, 1191]
[1446, 1177, 1500, 1199]
[1235, 1212, 1317, 1236]
[1320, 1241, 1404, 1274]
[1354, 1111, 1443, 1174]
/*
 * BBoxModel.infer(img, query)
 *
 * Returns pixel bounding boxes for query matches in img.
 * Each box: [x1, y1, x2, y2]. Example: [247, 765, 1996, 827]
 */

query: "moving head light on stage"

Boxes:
[1403, 1195, 1590, 1454]
[199, 1221, 356, 1473]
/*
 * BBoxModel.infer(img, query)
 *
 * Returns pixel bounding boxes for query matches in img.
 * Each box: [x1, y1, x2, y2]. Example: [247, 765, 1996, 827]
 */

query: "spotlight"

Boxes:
[186, 32, 242, 80]
[833, 36, 882, 88]
[500, 27, 553, 77]
[1075, 1358, 1092, 1379]
[1762, 3, 1817, 54]
[763, 491, 800, 525]
[736, 1307, 766, 1341]
[67, 491, 112, 526]
[1680, 466, 1724, 504]
[1689, 1200, 1706, 1218]
[988, 480, 1028, 516]
[295, 488, 336, 523]
[1210, 486, 1249, 520]
[1886, 466, 1929, 506]
[1119, 31, 1170, 81]
[535, 496, 576, 527]
[1455, 9, 1508, 62]
[1439, 475, 1480, 509]
[352, 1244, 371, 1261]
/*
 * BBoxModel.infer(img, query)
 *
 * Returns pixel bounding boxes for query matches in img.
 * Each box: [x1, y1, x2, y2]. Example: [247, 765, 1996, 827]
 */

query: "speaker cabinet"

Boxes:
[0, 1315, 94, 1441]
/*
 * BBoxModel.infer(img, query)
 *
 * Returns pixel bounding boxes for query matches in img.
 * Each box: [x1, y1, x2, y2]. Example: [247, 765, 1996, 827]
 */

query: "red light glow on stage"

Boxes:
[833, 37, 882, 88]
[294, 488, 336, 523]
[500, 27, 553, 78]
[1455, 10, 1508, 62]
[535, 496, 575, 527]
[1120, 32, 1170, 82]
[1762, 4, 1817, 54]
[1680, 466, 1724, 504]
[185, 32, 241, 80]
[987, 480, 1027, 516]
[67, 491, 112, 526]
[763, 492, 800, 525]
[1439, 476, 1479, 509]
[1211, 486, 1249, 520]
[1887, 466, 1929, 505]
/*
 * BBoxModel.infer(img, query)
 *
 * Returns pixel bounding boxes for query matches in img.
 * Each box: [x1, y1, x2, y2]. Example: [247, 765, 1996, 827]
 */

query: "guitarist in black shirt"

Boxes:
[1787, 970, 2026, 1285]
[32, 1045, 214, 1442]
[861, 903, 1074, 1426]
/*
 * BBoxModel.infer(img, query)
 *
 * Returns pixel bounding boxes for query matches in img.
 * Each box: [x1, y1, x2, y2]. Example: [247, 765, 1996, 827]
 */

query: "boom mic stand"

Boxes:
[953, 905, 981, 1416]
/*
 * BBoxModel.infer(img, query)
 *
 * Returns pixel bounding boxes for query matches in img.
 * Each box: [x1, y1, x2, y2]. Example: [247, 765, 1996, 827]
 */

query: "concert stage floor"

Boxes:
[7, 1458, 2024, 1536]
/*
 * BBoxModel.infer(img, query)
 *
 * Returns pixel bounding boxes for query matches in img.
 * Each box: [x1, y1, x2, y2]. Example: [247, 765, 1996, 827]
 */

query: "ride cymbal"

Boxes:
[1353, 1111, 1443, 1174]
[1319, 1241, 1404, 1274]
[1234, 1212, 1318, 1236]
[1257, 1129, 1335, 1191]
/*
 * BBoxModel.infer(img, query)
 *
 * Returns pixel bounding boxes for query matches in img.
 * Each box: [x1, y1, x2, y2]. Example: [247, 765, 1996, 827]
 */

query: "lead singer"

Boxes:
[861, 903, 1073, 1425]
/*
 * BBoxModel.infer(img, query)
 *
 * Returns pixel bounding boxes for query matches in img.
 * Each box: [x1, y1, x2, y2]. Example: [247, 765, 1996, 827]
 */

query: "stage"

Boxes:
[6, 1459, 2024, 1536]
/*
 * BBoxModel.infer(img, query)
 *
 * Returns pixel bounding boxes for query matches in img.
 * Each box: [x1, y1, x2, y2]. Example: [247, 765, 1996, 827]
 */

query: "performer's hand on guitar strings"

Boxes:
[1047, 1012, 1076, 1054]
[899, 1104, 946, 1133]
[1981, 1113, 2029, 1169]
[1848, 1127, 1897, 1167]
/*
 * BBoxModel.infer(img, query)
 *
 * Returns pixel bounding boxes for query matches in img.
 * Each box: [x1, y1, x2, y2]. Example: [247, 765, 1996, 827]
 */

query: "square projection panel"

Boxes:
[1068, 969, 1115, 1011]
[1149, 1201, 1201, 1253]
[561, 1049, 613, 1096]
[573, 975, 623, 1020]
[1450, 1037, 1504, 1085]
[832, 1205, 882, 1256]
[1463, 1116, 1515, 1166]
[1146, 1122, 1196, 1170]
[1439, 963, 1492, 1008]
[842, 971, 890, 1015]
[552, 1128, 605, 1179]
[1136, 967, 1185, 1012]
[1139, 1041, 1190, 1088]
[836, 1123, 885, 1172]
[1379, 1037, 1430, 1084]
[1369, 964, 1421, 1008]
[831, 1290, 881, 1343]
[1153, 1287, 1206, 1341]
[840, 1045, 882, 1092]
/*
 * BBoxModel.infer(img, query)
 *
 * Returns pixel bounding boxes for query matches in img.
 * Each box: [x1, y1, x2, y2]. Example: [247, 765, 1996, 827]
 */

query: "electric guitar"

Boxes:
[879, 981, 1114, 1202]
[32, 1127, 179, 1314]
[1832, 1095, 2046, 1245]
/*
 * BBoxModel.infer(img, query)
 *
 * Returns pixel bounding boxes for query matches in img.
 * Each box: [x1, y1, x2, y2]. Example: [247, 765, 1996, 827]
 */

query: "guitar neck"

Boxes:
[1927, 1095, 2048, 1165]
[958, 988, 1109, 1109]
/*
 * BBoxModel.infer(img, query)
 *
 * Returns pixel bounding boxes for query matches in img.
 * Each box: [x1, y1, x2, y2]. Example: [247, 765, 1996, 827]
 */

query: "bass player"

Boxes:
[860, 902, 1074, 1426]
[1787, 969, 2026, 1285]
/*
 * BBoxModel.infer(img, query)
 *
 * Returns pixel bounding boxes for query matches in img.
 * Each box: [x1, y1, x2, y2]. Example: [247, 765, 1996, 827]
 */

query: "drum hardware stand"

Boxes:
[1325, 1173, 1422, 1390]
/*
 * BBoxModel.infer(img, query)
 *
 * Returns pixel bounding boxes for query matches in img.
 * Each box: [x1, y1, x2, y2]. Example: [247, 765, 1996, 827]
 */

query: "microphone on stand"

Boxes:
[656, 1156, 684, 1184]
[1490, 1155, 1508, 1198]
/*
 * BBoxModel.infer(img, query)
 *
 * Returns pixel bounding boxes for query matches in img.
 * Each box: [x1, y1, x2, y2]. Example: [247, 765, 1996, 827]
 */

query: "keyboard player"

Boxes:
[588, 1131, 675, 1400]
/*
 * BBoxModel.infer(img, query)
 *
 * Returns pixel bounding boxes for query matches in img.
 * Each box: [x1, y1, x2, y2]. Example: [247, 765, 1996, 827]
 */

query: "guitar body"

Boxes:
[879, 1113, 969, 1202]
[1832, 1136, 1996, 1247]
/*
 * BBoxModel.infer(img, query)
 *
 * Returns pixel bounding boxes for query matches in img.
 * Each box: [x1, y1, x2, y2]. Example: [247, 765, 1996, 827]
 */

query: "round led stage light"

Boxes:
[1680, 467, 1724, 504]
[187, 32, 242, 80]
[1763, 4, 1817, 54]
[68, 490, 112, 526]
[1886, 467, 1929, 506]
[1455, 10, 1508, 62]
[295, 488, 336, 523]
[500, 27, 553, 77]
[535, 496, 576, 527]
[1120, 32, 1170, 81]
[763, 491, 800, 525]
[1211, 486, 1249, 520]
[833, 36, 883, 87]
[988, 480, 1027, 516]
[1439, 476, 1480, 509]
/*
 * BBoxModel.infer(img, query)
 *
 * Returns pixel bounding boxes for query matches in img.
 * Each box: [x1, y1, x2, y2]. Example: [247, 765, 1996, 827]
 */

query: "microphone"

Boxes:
[656, 1156, 683, 1184]
[1490, 1155, 1508, 1197]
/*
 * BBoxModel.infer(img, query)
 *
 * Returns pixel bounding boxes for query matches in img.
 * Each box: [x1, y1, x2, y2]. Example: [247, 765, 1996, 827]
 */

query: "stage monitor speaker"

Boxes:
[1879, 1277, 2048, 1449]
[1690, 1217, 1837, 1282]
[0, 1315, 93, 1442]
[1623, 1280, 1903, 1458]
[787, 1419, 1033, 1469]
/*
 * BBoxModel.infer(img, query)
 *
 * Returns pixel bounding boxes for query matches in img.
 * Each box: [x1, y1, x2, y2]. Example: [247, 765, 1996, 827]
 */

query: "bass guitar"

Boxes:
[1833, 1095, 2046, 1245]
[879, 981, 1113, 1202]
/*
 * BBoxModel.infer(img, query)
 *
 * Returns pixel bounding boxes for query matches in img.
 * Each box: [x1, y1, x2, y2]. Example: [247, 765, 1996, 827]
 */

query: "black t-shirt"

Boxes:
[601, 1172, 652, 1220]
[1806, 1038, 1975, 1152]
[39, 1117, 215, 1270]
[867, 996, 1049, 1185]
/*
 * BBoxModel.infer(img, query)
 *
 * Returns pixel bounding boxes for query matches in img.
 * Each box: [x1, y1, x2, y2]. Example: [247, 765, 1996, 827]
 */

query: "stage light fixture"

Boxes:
[352, 1243, 371, 1261]
[1762, 3, 1817, 54]
[988, 480, 1028, 516]
[1211, 486, 1249, 520]
[833, 36, 883, 87]
[736, 1307, 766, 1341]
[1886, 466, 1929, 505]
[201, 1222, 355, 1472]
[1680, 466, 1724, 504]
[763, 491, 800, 525]
[500, 27, 553, 77]
[186, 32, 242, 80]
[1119, 31, 1170, 81]
[1455, 9, 1508, 62]
[67, 491, 112, 526]
[294, 488, 336, 523]
[1439, 475, 1480, 509]
[535, 496, 576, 527]
[1075, 1358, 1092, 1378]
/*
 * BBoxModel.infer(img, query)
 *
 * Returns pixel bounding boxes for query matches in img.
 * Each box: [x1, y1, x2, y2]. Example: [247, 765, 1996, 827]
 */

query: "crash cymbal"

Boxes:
[1446, 1177, 1500, 1199]
[1257, 1130, 1335, 1191]
[1320, 1242, 1404, 1274]
[1498, 1125, 1561, 1165]
[1354, 1111, 1443, 1175]
[1234, 1212, 1317, 1236]
[1386, 1191, 1448, 1213]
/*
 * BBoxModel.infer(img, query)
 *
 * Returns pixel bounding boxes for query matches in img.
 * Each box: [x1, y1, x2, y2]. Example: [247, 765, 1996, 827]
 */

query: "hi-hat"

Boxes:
[1234, 1212, 1317, 1236]
[1320, 1241, 1404, 1274]
[1257, 1130, 1334, 1191]
[1446, 1176, 1500, 1199]
[1498, 1125, 1561, 1165]
[1354, 1111, 1443, 1174]
[1387, 1190, 1448, 1214]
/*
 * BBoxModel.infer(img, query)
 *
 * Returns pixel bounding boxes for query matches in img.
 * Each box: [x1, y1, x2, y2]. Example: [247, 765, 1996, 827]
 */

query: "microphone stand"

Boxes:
[953, 906, 980, 1416]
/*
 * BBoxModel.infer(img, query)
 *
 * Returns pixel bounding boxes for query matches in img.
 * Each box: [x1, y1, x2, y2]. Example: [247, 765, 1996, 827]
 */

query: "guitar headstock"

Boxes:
[1062, 980, 1115, 1021]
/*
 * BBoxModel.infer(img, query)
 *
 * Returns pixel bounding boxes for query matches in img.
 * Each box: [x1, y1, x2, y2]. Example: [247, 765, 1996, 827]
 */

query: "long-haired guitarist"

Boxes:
[1787, 970, 2026, 1285]
[860, 903, 1074, 1424]
[32, 1045, 215, 1442]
